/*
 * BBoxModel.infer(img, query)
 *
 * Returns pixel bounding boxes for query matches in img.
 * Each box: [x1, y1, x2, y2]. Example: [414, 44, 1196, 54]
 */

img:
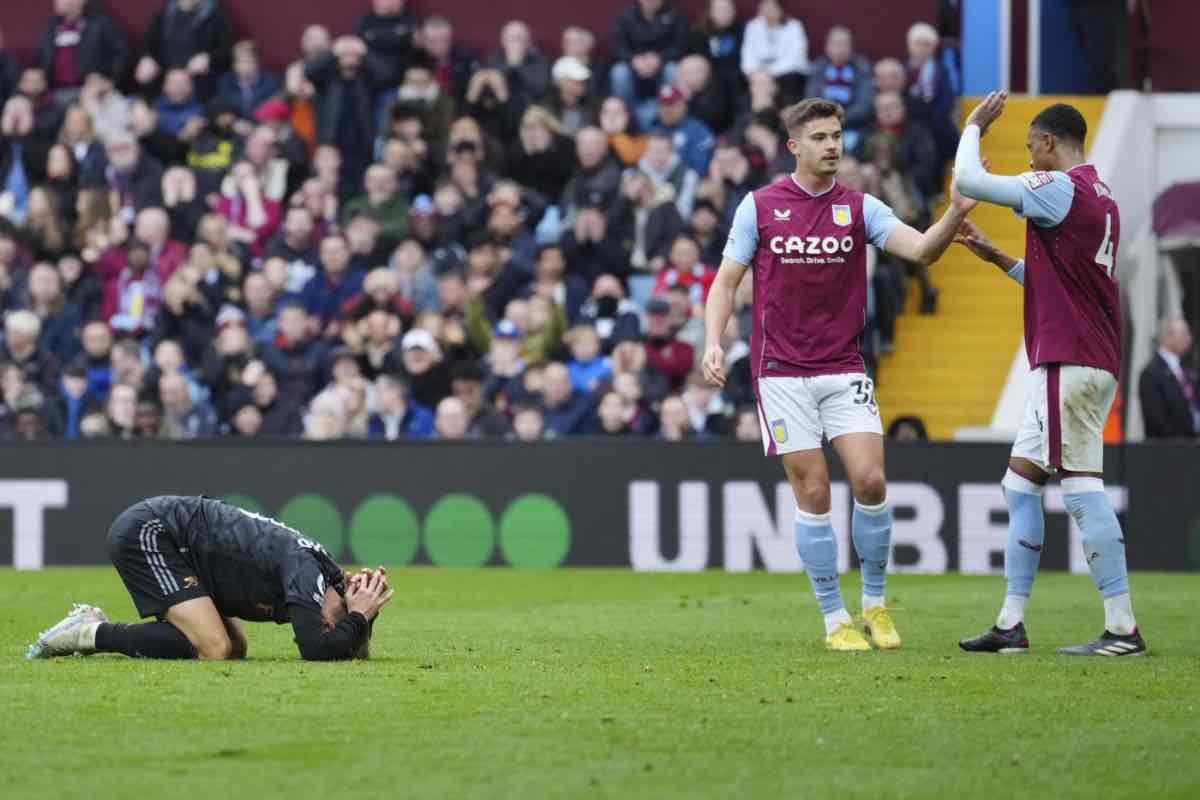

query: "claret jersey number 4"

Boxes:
[1095, 212, 1115, 278]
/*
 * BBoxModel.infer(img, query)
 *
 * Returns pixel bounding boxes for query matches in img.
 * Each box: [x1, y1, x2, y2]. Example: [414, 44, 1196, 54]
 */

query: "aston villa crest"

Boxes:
[832, 204, 852, 227]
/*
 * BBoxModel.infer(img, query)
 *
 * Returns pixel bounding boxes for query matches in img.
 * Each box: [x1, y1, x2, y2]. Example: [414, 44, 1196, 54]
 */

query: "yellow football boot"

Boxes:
[825, 622, 872, 651]
[863, 605, 902, 650]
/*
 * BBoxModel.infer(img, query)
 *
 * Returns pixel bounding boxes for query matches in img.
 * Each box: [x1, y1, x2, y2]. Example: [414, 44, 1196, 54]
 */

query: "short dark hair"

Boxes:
[780, 99, 844, 136]
[450, 360, 484, 384]
[1030, 103, 1087, 146]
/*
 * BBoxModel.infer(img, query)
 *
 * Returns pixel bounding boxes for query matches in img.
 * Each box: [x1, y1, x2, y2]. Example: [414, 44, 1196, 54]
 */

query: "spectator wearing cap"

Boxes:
[200, 305, 254, 409]
[138, 0, 235, 100]
[740, 0, 810, 103]
[354, 0, 421, 86]
[610, 0, 690, 131]
[652, 84, 714, 176]
[547, 56, 598, 137]
[643, 296, 693, 392]
[260, 300, 328, 405]
[301, 233, 365, 329]
[159, 369, 218, 438]
[216, 40, 282, 121]
[183, 97, 238, 195]
[400, 327, 451, 409]
[805, 26, 874, 152]
[639, 130, 699, 219]
[598, 95, 647, 167]
[481, 317, 525, 403]
[450, 360, 509, 437]
[564, 324, 612, 394]
[539, 361, 594, 437]
[434, 395, 469, 440]
[368, 373, 433, 440]
[35, 0, 129, 99]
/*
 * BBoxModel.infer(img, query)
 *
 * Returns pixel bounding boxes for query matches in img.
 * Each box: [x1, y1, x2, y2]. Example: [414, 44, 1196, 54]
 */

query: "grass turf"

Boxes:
[1, 568, 1197, 799]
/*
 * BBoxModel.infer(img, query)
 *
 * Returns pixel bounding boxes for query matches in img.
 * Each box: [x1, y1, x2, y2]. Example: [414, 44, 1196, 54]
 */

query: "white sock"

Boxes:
[823, 608, 853, 635]
[1103, 593, 1137, 635]
[996, 595, 1027, 630]
[862, 594, 884, 612]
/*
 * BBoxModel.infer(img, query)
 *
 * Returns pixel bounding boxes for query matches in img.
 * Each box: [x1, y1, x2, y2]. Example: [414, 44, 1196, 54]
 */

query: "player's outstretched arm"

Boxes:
[703, 257, 749, 387]
[954, 219, 1025, 285]
[953, 91, 1028, 210]
[879, 182, 974, 267]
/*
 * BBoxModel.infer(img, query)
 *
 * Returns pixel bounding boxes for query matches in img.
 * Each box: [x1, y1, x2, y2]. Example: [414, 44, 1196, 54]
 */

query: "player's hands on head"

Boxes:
[346, 567, 393, 621]
[702, 344, 726, 388]
[966, 91, 1008, 137]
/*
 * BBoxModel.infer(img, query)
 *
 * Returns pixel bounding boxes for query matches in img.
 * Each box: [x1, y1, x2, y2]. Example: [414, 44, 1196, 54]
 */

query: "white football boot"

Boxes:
[26, 604, 108, 659]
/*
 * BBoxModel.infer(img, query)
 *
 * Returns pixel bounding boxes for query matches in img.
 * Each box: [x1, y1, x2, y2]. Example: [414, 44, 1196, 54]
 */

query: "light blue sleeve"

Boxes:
[722, 192, 759, 267]
[862, 193, 902, 249]
[1007, 260, 1026, 286]
[1013, 171, 1075, 228]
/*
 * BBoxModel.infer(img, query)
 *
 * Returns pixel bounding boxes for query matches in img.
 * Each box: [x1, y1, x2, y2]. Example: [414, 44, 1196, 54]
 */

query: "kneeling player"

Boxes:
[27, 495, 393, 661]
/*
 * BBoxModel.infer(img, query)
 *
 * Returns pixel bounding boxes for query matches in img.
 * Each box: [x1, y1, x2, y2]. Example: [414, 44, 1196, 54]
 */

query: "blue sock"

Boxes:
[1002, 470, 1046, 599]
[852, 499, 891, 600]
[794, 509, 844, 615]
[1063, 477, 1129, 598]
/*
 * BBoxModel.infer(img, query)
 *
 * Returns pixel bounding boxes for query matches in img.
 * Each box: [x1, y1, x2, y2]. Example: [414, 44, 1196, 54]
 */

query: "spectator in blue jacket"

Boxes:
[216, 41, 282, 121]
[540, 360, 594, 437]
[565, 324, 612, 394]
[368, 373, 433, 439]
[301, 232, 365, 328]
[155, 69, 205, 138]
[652, 85, 713, 176]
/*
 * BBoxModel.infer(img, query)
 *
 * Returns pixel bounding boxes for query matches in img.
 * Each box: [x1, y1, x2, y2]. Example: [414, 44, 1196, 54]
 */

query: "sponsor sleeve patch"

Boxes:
[1021, 171, 1055, 191]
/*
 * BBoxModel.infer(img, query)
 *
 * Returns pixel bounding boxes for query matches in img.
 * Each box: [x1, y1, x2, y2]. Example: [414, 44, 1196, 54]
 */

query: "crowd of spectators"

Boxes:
[0, 0, 961, 441]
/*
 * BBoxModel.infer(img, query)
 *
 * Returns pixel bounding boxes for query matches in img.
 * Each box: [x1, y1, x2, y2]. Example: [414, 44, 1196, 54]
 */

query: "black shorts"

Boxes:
[107, 504, 208, 618]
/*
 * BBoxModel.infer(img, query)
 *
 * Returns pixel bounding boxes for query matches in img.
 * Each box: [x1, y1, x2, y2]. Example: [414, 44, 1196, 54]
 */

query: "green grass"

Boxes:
[2, 569, 1198, 799]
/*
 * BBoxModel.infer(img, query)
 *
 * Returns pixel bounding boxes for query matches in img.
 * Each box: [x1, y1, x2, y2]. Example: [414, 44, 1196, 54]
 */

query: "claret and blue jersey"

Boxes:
[722, 175, 900, 378]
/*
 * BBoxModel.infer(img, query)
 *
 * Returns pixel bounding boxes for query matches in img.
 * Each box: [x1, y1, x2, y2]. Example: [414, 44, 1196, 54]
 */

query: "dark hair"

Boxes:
[1030, 103, 1087, 146]
[887, 415, 928, 440]
[780, 99, 845, 136]
[450, 360, 485, 384]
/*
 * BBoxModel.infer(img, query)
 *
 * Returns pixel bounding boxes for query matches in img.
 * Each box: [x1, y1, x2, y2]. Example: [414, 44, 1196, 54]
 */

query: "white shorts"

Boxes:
[1011, 364, 1117, 473]
[755, 373, 883, 456]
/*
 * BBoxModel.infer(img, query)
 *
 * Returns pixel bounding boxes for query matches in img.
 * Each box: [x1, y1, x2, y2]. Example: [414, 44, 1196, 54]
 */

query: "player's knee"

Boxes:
[795, 479, 832, 513]
[194, 635, 233, 660]
[853, 469, 887, 506]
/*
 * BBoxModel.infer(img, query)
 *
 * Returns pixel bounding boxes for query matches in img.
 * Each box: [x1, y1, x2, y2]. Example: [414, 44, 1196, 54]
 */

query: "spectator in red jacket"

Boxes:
[652, 233, 716, 305]
[642, 296, 692, 392]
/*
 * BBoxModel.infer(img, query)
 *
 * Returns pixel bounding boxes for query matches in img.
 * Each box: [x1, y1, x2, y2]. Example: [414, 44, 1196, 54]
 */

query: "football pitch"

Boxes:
[2, 568, 1197, 799]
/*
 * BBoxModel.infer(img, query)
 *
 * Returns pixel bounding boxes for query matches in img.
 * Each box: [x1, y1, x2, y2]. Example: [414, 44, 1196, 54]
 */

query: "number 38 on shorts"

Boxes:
[755, 373, 882, 456]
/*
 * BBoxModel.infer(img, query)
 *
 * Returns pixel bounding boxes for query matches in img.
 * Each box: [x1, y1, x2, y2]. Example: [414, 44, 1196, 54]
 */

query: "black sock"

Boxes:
[94, 622, 197, 659]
